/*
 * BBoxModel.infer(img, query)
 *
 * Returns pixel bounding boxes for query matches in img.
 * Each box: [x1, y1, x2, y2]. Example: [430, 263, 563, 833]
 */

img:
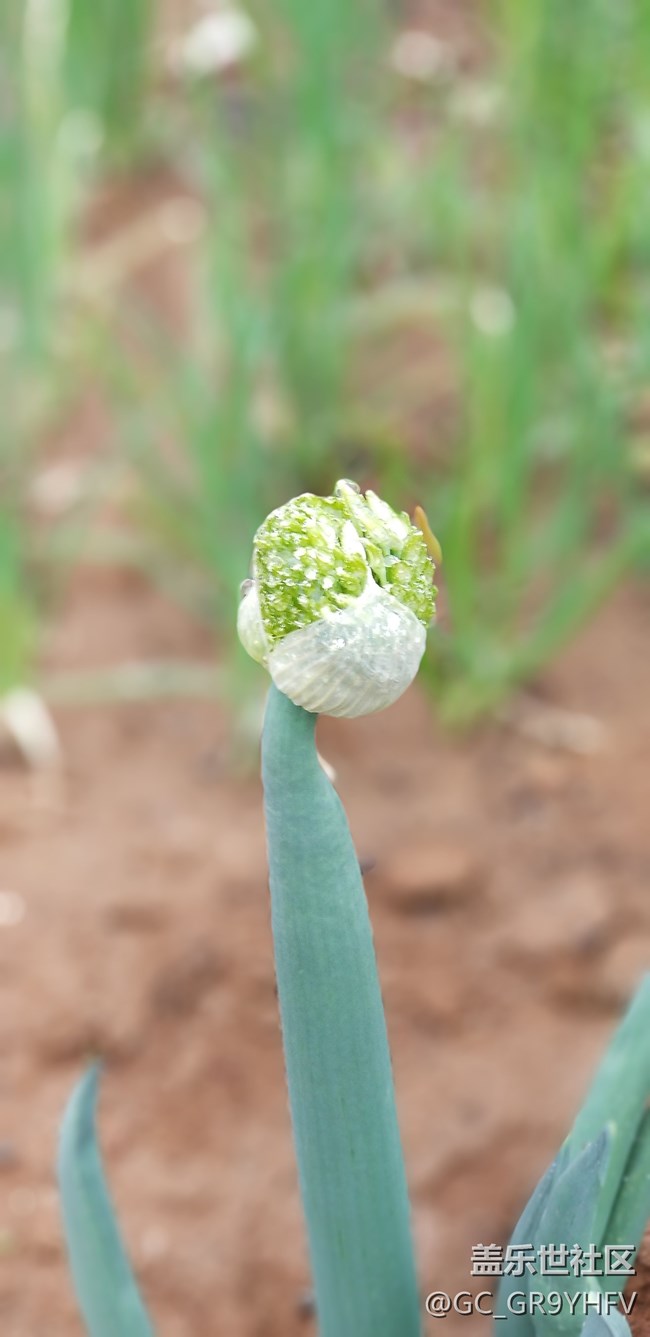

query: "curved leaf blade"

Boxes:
[567, 974, 650, 1246]
[581, 1312, 633, 1337]
[496, 1150, 571, 1337]
[57, 1064, 155, 1337]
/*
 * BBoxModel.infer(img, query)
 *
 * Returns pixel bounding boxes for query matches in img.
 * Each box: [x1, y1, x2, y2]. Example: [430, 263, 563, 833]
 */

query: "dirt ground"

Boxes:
[0, 557, 648, 1336]
[2, 3, 649, 1328]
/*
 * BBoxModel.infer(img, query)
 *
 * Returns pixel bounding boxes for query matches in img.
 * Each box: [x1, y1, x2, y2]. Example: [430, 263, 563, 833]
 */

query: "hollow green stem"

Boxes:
[261, 683, 421, 1336]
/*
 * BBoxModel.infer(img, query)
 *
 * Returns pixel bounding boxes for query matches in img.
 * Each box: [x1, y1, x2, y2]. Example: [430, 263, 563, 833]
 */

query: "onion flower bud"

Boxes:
[237, 480, 438, 717]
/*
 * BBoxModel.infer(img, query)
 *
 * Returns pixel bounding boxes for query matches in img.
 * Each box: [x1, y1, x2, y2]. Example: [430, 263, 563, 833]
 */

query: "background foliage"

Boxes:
[1, 0, 648, 720]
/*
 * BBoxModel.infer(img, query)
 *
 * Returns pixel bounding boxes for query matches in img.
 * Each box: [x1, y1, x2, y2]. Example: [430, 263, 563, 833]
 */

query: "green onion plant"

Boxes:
[113, 0, 388, 647]
[0, 0, 109, 695]
[414, 0, 650, 720]
[111, 0, 650, 730]
[58, 482, 650, 1337]
[63, 0, 152, 161]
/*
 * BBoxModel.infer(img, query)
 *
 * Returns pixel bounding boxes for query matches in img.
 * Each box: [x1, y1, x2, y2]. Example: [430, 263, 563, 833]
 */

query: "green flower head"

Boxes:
[252, 480, 436, 649]
[238, 480, 438, 717]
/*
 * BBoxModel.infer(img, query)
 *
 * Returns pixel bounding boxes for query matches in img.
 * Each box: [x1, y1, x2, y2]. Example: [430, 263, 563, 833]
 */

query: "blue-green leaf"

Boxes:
[581, 1312, 633, 1337]
[531, 1133, 613, 1337]
[57, 1065, 155, 1337]
[496, 1151, 571, 1337]
[261, 684, 421, 1337]
[604, 1109, 650, 1259]
[497, 975, 650, 1337]
[566, 974, 650, 1248]
[536, 1130, 611, 1251]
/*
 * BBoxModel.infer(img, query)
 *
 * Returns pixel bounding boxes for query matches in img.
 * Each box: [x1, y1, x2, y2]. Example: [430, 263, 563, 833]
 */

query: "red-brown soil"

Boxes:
[2, 6, 649, 1327]
[1, 562, 648, 1336]
[631, 1235, 650, 1337]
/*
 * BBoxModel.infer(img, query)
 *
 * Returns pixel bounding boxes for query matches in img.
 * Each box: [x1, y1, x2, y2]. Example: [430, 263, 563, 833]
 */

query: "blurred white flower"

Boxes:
[30, 461, 85, 516]
[174, 7, 257, 77]
[390, 30, 452, 84]
[1, 688, 62, 770]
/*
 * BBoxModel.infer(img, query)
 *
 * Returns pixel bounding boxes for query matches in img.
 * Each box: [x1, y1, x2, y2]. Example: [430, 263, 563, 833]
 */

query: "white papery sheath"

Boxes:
[265, 576, 426, 718]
